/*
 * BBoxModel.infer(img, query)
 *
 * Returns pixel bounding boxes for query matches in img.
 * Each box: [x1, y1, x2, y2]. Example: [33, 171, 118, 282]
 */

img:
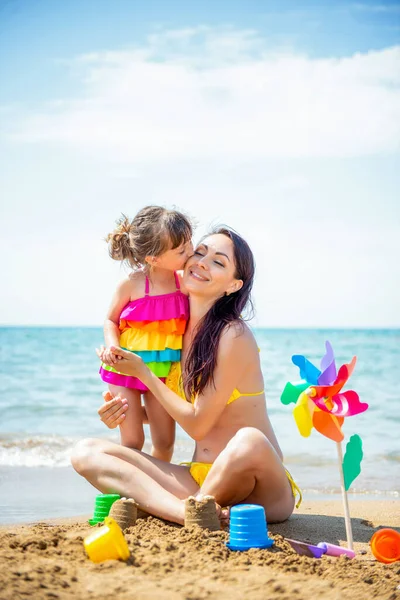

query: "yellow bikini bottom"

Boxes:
[181, 461, 302, 509]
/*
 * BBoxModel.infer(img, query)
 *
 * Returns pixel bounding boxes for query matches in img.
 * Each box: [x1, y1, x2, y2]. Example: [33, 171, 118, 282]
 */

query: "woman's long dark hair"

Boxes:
[183, 227, 255, 400]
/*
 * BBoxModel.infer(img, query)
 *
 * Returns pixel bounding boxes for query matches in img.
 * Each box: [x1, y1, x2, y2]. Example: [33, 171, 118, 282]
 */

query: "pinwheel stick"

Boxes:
[281, 341, 367, 553]
[336, 441, 354, 550]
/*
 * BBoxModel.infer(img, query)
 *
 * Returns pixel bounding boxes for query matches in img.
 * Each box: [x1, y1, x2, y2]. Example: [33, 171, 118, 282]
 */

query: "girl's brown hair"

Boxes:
[106, 206, 192, 269]
[183, 227, 255, 400]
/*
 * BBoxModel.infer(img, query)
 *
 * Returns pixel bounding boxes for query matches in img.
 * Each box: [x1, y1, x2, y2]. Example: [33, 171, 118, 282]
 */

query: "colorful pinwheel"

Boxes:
[281, 341, 368, 442]
[281, 341, 368, 551]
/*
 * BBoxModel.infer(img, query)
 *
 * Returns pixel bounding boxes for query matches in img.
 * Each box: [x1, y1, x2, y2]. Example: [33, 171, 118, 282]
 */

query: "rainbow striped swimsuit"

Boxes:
[100, 272, 189, 391]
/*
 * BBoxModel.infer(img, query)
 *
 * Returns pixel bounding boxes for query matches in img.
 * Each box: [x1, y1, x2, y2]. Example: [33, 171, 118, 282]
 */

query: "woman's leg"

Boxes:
[198, 427, 295, 522]
[109, 385, 144, 449]
[143, 391, 176, 462]
[71, 438, 199, 524]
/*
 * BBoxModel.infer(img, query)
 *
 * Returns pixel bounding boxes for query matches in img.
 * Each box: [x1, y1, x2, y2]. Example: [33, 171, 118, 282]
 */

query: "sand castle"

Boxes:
[184, 495, 221, 531]
[109, 498, 138, 531]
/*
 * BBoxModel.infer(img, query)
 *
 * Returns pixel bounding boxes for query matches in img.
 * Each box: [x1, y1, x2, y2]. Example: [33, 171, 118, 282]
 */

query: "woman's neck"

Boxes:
[187, 295, 216, 332]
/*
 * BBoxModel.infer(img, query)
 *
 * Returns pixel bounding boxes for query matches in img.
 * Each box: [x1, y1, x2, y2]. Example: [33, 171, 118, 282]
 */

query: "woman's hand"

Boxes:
[96, 345, 146, 379]
[98, 391, 128, 429]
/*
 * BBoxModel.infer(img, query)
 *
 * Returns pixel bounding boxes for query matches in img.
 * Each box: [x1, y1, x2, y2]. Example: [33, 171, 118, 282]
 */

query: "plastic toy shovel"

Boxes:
[286, 538, 356, 559]
[286, 538, 325, 558]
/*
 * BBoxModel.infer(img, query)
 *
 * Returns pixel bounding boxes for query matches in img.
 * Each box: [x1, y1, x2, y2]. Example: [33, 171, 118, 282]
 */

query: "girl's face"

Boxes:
[184, 234, 243, 298]
[150, 239, 193, 271]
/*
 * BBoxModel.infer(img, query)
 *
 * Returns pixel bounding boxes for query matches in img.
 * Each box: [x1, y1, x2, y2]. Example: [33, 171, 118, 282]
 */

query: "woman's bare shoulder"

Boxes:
[214, 322, 260, 385]
[220, 321, 258, 352]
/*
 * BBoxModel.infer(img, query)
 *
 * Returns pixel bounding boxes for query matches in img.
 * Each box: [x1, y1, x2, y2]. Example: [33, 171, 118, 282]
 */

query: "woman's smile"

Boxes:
[189, 268, 209, 282]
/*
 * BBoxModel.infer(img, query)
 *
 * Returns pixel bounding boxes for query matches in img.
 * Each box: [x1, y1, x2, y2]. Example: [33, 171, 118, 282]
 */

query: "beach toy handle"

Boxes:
[317, 542, 355, 558]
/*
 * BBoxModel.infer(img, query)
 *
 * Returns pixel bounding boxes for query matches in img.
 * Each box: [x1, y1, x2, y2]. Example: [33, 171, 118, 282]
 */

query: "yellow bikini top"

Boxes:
[166, 361, 264, 405]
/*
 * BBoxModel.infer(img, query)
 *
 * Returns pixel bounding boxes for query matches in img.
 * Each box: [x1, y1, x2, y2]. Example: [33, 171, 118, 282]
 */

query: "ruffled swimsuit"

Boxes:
[100, 272, 189, 391]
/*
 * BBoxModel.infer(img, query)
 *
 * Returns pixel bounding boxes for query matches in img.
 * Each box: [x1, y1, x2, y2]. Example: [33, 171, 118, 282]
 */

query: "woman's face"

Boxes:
[184, 234, 243, 299]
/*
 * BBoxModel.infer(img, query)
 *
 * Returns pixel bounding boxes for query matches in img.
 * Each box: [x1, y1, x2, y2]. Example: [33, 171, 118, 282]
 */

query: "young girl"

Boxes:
[99, 205, 193, 461]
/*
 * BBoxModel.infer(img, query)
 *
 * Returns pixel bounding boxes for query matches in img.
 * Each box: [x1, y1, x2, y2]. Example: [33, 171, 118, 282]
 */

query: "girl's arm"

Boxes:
[100, 325, 252, 440]
[102, 278, 135, 364]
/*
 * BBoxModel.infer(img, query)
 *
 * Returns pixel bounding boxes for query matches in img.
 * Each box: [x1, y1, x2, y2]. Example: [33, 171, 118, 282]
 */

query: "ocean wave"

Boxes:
[0, 434, 195, 467]
[0, 435, 77, 467]
[0, 434, 398, 494]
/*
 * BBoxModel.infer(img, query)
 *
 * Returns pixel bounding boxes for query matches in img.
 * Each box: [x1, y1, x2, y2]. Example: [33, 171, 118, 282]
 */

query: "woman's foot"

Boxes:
[218, 505, 230, 529]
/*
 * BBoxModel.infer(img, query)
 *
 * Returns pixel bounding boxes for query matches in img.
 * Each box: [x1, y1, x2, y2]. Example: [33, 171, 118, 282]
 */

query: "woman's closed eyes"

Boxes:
[194, 250, 225, 267]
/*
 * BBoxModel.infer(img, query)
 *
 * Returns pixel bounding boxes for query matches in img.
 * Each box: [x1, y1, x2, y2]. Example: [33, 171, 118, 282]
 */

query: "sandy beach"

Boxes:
[1, 499, 399, 600]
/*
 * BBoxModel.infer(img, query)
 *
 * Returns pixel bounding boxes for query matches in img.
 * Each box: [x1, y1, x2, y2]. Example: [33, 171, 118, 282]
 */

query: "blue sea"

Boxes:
[0, 327, 399, 523]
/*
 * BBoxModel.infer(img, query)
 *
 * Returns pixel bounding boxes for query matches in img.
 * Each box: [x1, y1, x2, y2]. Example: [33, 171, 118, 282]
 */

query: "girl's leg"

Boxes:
[109, 385, 144, 449]
[143, 391, 176, 462]
[198, 427, 295, 523]
[71, 438, 199, 524]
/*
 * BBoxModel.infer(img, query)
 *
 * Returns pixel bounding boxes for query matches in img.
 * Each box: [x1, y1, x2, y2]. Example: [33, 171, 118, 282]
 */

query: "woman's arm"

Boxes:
[99, 325, 252, 440]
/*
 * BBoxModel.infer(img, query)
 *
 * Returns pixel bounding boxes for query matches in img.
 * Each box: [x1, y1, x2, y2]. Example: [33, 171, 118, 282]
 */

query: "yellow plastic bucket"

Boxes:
[84, 516, 130, 563]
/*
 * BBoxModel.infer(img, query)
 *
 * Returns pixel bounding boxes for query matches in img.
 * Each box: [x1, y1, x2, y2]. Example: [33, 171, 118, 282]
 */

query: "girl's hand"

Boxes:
[96, 345, 146, 378]
[98, 391, 128, 429]
[97, 345, 120, 366]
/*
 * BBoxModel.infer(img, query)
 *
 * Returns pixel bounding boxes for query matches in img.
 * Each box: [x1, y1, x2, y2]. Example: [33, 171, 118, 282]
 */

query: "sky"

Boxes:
[1, 0, 399, 327]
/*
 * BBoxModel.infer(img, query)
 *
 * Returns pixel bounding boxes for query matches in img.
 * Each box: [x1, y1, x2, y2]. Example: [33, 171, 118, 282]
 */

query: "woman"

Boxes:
[71, 228, 301, 525]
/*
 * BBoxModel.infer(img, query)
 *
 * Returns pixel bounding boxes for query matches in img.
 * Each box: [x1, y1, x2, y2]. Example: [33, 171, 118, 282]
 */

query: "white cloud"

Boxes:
[2, 27, 400, 327]
[7, 28, 400, 162]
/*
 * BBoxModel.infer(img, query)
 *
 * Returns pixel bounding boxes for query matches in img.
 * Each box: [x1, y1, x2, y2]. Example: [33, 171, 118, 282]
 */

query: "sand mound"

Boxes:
[0, 510, 399, 600]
